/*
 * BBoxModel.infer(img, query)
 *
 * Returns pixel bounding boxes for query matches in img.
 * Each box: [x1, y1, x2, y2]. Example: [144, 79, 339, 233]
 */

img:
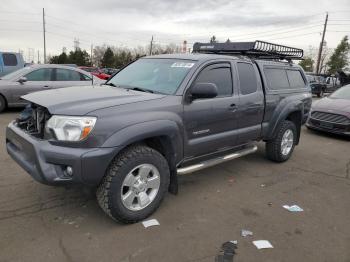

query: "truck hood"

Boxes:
[22, 85, 166, 115]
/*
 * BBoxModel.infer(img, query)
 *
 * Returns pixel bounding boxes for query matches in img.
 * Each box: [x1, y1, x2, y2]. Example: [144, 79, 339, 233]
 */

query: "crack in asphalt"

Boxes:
[0, 196, 90, 221]
[346, 160, 350, 179]
[59, 237, 74, 262]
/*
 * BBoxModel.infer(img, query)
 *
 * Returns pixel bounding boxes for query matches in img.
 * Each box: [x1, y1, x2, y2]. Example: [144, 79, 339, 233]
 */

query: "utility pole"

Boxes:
[90, 44, 93, 66]
[316, 12, 328, 74]
[149, 35, 153, 56]
[42, 8, 46, 64]
[37, 50, 40, 64]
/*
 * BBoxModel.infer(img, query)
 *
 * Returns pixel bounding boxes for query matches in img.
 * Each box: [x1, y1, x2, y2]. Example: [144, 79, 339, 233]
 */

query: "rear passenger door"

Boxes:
[235, 62, 265, 144]
[184, 62, 240, 158]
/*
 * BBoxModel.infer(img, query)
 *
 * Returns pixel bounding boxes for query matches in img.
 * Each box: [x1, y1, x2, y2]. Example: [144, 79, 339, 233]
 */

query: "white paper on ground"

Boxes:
[283, 205, 304, 212]
[142, 219, 160, 228]
[252, 240, 274, 249]
[241, 229, 253, 237]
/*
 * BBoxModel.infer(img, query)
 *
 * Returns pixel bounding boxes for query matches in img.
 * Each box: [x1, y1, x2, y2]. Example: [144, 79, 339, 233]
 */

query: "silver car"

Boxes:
[0, 64, 103, 112]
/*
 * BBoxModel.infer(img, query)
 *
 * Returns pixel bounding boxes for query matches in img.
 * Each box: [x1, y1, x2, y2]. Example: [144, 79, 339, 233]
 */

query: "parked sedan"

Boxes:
[306, 84, 350, 136]
[0, 64, 102, 112]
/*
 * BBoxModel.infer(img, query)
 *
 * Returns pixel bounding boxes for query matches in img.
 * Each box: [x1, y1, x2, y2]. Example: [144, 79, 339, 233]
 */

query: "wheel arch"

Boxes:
[265, 100, 303, 144]
[102, 120, 183, 194]
[0, 92, 8, 110]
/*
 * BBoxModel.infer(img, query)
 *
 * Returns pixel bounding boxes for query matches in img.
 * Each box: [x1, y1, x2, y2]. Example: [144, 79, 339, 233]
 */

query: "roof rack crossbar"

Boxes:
[192, 40, 303, 60]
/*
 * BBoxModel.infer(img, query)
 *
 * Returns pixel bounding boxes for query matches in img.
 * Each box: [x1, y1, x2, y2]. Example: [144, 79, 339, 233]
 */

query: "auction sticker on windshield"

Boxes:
[171, 62, 195, 68]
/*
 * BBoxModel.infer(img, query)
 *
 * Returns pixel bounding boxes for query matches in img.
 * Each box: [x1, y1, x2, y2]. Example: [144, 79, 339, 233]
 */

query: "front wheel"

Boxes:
[96, 145, 170, 223]
[266, 120, 297, 162]
[0, 95, 6, 113]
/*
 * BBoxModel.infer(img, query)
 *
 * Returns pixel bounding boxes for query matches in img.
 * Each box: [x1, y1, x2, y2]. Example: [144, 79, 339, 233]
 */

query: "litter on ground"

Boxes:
[241, 229, 253, 237]
[142, 219, 160, 228]
[215, 241, 237, 262]
[283, 205, 304, 212]
[252, 240, 274, 249]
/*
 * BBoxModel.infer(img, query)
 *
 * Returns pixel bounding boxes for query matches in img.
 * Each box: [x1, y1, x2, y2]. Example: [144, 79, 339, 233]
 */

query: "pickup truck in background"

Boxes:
[6, 41, 312, 223]
[0, 52, 25, 77]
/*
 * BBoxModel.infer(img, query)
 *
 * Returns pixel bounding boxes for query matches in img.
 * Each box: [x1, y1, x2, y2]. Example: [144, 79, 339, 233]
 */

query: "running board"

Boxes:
[177, 145, 258, 175]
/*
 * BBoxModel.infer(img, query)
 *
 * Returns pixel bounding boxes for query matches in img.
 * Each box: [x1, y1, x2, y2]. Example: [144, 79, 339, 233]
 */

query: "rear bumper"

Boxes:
[306, 117, 350, 136]
[6, 122, 119, 186]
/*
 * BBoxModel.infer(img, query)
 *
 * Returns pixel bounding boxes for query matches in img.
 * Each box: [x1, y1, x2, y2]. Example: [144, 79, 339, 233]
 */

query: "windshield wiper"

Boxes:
[104, 82, 117, 87]
[129, 87, 154, 93]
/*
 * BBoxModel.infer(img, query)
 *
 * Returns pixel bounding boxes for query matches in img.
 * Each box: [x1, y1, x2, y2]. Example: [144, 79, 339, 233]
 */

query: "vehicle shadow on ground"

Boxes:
[2, 107, 23, 113]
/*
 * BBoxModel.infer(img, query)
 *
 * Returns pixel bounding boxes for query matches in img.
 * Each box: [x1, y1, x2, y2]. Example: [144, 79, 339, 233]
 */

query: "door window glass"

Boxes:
[194, 64, 233, 97]
[56, 69, 81, 81]
[264, 68, 290, 90]
[3, 53, 18, 66]
[237, 63, 258, 95]
[25, 69, 52, 81]
[286, 70, 306, 88]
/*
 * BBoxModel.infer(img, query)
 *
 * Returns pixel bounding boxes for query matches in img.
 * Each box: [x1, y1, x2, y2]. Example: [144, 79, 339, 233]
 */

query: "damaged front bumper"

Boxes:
[6, 121, 119, 186]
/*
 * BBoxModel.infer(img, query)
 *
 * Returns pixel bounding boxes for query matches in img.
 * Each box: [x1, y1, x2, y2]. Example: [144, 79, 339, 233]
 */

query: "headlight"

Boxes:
[45, 115, 97, 141]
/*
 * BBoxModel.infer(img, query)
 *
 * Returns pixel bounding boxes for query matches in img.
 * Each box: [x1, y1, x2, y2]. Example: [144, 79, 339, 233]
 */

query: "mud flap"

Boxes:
[168, 168, 178, 195]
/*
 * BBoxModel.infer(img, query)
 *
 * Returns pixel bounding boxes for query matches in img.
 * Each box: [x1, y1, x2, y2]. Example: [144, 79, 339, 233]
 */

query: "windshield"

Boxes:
[106, 58, 196, 95]
[0, 67, 31, 80]
[330, 84, 350, 100]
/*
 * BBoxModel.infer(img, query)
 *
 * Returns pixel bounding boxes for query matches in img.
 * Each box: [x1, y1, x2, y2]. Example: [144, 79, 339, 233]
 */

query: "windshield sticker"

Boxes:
[171, 62, 195, 68]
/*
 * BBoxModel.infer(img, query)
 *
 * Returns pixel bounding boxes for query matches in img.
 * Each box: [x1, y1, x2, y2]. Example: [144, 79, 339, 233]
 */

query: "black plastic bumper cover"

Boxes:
[306, 118, 350, 136]
[6, 122, 119, 186]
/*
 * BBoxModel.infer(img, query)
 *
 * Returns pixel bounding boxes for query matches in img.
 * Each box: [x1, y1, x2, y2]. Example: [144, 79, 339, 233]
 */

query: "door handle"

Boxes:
[228, 104, 238, 112]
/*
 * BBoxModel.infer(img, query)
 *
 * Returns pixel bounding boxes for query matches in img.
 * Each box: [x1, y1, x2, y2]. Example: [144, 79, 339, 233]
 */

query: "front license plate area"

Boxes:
[320, 122, 333, 129]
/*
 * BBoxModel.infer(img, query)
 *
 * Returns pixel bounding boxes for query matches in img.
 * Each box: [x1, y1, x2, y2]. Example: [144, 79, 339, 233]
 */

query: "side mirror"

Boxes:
[190, 83, 218, 100]
[18, 77, 27, 84]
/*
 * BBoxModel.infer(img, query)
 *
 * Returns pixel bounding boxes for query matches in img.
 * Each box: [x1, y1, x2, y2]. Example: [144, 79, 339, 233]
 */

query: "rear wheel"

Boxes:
[96, 145, 170, 223]
[266, 120, 297, 162]
[0, 95, 6, 113]
[317, 90, 324, 98]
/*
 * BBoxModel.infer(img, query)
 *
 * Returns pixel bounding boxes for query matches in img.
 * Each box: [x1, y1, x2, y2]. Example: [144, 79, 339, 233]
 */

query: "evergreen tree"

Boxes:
[326, 36, 350, 74]
[299, 57, 314, 72]
[101, 47, 115, 68]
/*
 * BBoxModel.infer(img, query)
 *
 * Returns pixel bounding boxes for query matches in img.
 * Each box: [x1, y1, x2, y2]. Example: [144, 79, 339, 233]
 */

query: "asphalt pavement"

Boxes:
[0, 108, 349, 262]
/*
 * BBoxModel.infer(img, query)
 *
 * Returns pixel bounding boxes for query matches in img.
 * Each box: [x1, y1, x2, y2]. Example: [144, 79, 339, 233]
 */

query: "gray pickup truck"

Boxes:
[6, 41, 312, 223]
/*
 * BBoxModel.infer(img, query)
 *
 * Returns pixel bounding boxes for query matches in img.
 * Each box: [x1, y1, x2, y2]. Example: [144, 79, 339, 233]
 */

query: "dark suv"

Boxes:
[6, 41, 312, 223]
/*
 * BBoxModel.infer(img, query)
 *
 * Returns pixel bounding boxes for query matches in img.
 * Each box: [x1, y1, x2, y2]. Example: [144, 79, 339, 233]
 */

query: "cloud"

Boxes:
[50, 0, 235, 17]
[175, 13, 313, 28]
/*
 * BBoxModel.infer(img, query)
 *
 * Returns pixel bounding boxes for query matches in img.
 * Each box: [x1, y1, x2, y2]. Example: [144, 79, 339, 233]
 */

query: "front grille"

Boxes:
[16, 104, 51, 138]
[311, 111, 350, 125]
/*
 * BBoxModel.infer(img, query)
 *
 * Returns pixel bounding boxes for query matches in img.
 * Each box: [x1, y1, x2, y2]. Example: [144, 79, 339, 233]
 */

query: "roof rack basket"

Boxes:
[192, 40, 303, 60]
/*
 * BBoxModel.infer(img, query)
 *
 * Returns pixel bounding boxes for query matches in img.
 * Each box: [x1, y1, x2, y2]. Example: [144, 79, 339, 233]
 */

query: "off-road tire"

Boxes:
[266, 120, 297, 162]
[0, 95, 6, 113]
[96, 145, 170, 223]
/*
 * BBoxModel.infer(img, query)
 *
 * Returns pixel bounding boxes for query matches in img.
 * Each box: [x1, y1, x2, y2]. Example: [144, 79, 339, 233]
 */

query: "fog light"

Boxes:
[65, 166, 73, 177]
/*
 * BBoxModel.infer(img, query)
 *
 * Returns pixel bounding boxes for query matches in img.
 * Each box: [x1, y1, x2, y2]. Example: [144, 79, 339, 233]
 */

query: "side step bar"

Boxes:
[177, 145, 258, 175]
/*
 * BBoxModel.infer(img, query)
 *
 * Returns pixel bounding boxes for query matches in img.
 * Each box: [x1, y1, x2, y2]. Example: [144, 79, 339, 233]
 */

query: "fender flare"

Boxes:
[102, 119, 182, 154]
[265, 100, 303, 141]
[102, 120, 183, 195]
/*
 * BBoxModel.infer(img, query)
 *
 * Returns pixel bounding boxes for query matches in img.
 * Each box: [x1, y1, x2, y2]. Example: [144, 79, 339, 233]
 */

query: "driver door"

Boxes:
[183, 62, 240, 158]
[12, 68, 54, 104]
